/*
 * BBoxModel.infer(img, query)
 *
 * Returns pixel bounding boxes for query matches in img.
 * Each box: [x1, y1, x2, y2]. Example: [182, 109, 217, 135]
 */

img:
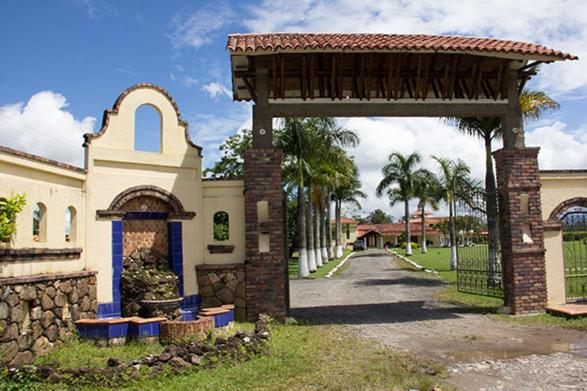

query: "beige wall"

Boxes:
[0, 152, 86, 277]
[203, 180, 245, 264]
[540, 171, 587, 219]
[1, 84, 246, 306]
[540, 170, 587, 306]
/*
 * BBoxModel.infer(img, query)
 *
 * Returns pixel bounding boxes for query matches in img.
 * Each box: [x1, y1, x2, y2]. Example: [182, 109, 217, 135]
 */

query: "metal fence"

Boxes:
[455, 191, 504, 298]
[562, 208, 587, 302]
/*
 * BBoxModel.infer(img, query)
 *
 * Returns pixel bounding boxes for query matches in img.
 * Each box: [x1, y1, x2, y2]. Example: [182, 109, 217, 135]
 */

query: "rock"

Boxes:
[17, 333, 32, 350]
[71, 304, 80, 321]
[31, 321, 43, 339]
[223, 273, 235, 283]
[198, 275, 210, 286]
[6, 294, 19, 307]
[32, 336, 52, 356]
[20, 286, 37, 301]
[41, 294, 54, 310]
[68, 288, 79, 304]
[58, 281, 73, 294]
[285, 317, 298, 325]
[14, 286, 22, 294]
[30, 306, 42, 320]
[41, 310, 55, 328]
[201, 297, 222, 308]
[212, 282, 224, 292]
[1, 322, 18, 341]
[58, 326, 72, 342]
[45, 287, 56, 299]
[10, 304, 24, 323]
[89, 285, 97, 300]
[10, 351, 34, 366]
[199, 285, 214, 298]
[0, 302, 9, 320]
[236, 271, 245, 281]
[107, 357, 122, 367]
[0, 341, 19, 364]
[80, 295, 91, 311]
[169, 356, 191, 368]
[188, 353, 201, 365]
[158, 352, 171, 362]
[44, 324, 58, 342]
[216, 288, 234, 304]
[54, 293, 66, 307]
[226, 279, 239, 292]
[78, 280, 89, 297]
[208, 273, 220, 284]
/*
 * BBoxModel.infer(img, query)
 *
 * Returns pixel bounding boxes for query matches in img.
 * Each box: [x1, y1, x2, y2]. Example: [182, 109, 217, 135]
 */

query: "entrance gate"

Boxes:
[227, 32, 576, 319]
[561, 208, 587, 302]
[456, 191, 504, 298]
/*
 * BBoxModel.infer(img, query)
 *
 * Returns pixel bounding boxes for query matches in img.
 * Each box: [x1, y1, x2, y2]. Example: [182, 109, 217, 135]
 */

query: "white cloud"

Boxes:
[0, 91, 95, 167]
[190, 103, 252, 168]
[339, 116, 587, 219]
[169, 4, 233, 50]
[202, 82, 232, 99]
[245, 0, 587, 96]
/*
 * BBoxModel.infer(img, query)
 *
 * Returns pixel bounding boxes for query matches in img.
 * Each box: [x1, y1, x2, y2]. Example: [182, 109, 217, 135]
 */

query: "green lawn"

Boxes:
[6, 323, 447, 391]
[288, 249, 352, 279]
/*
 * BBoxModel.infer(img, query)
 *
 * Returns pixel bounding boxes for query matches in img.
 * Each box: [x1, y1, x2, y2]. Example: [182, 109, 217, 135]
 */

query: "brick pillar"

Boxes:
[243, 148, 287, 321]
[494, 147, 547, 314]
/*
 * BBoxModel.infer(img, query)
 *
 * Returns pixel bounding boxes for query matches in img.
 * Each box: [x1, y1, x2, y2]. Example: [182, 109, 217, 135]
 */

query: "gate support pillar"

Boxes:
[243, 67, 288, 321]
[494, 147, 547, 314]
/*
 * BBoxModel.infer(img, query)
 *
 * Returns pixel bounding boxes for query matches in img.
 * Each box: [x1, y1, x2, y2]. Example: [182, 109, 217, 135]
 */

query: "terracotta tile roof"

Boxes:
[227, 33, 577, 61]
[331, 217, 358, 225]
[0, 145, 86, 173]
[357, 223, 439, 237]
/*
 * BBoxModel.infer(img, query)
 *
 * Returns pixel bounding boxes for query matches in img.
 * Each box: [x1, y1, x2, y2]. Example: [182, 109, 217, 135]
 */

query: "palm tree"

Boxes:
[376, 152, 425, 256]
[276, 118, 317, 277]
[445, 88, 558, 275]
[433, 157, 472, 269]
[414, 170, 442, 253]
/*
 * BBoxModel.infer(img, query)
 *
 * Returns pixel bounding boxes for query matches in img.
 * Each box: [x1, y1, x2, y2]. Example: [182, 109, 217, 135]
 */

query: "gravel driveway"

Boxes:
[289, 250, 587, 390]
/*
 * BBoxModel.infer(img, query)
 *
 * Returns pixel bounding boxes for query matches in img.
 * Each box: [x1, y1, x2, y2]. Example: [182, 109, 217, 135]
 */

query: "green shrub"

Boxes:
[399, 241, 419, 249]
[0, 194, 26, 243]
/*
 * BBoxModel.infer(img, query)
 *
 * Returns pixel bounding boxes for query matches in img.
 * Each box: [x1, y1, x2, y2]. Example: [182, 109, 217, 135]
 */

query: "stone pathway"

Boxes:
[289, 250, 587, 390]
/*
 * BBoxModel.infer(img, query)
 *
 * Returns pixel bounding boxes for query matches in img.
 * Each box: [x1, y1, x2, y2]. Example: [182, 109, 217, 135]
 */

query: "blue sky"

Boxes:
[1, 0, 586, 217]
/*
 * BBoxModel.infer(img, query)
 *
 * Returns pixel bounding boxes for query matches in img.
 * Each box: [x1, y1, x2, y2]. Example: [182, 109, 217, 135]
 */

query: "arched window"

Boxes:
[33, 202, 47, 242]
[213, 211, 229, 241]
[134, 104, 162, 153]
[65, 206, 77, 243]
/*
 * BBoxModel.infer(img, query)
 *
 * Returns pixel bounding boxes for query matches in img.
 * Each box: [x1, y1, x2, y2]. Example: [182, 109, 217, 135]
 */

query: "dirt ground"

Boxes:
[289, 250, 587, 390]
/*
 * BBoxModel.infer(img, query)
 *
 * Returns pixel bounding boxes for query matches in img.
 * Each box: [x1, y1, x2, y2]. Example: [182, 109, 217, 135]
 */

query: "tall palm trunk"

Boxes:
[420, 205, 427, 254]
[306, 183, 317, 272]
[335, 200, 343, 258]
[404, 199, 412, 256]
[449, 189, 458, 270]
[321, 196, 329, 263]
[326, 194, 334, 260]
[297, 176, 309, 278]
[484, 135, 500, 284]
[314, 203, 323, 267]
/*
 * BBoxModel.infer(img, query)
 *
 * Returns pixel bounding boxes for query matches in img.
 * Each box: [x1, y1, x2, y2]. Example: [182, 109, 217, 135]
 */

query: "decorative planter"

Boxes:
[140, 297, 183, 317]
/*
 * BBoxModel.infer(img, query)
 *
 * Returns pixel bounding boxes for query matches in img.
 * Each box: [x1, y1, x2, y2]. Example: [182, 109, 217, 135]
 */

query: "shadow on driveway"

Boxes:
[290, 301, 483, 325]
[354, 277, 445, 287]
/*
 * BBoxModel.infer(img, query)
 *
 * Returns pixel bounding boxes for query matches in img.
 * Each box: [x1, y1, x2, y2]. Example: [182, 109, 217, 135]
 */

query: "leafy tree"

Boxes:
[0, 194, 27, 244]
[213, 211, 229, 241]
[376, 152, 425, 256]
[365, 209, 392, 224]
[203, 130, 252, 178]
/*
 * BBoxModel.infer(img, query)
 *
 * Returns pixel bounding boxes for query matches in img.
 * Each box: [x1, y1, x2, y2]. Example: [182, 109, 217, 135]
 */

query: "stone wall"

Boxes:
[196, 264, 245, 320]
[0, 271, 97, 366]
